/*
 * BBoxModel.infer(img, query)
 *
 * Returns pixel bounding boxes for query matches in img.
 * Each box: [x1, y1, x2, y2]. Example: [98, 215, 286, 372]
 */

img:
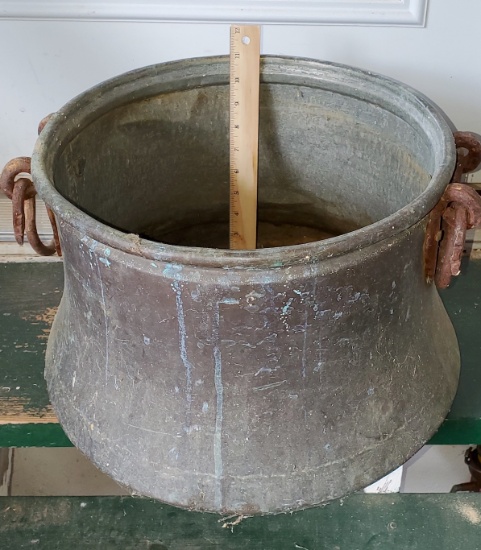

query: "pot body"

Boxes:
[32, 56, 459, 514]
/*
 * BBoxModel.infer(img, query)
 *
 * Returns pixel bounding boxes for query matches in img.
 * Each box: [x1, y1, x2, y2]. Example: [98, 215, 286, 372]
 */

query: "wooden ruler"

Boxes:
[229, 25, 261, 250]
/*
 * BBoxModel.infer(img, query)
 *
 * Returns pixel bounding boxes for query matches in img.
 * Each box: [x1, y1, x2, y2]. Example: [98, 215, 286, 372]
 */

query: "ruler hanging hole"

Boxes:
[242, 36, 251, 45]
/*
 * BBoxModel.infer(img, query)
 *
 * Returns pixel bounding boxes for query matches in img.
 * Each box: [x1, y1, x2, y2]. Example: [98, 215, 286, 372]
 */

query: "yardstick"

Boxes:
[229, 25, 261, 250]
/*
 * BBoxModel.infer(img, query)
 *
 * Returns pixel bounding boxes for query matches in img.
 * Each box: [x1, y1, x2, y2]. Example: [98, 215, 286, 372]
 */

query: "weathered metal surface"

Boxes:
[31, 56, 460, 514]
[3, 260, 481, 448]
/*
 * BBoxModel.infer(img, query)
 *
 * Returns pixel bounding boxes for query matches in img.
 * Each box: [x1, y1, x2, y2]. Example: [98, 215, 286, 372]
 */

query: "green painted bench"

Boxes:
[1, 260, 481, 548]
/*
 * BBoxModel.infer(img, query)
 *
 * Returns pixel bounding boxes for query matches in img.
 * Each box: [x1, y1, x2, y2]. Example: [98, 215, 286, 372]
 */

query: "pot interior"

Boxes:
[53, 77, 434, 249]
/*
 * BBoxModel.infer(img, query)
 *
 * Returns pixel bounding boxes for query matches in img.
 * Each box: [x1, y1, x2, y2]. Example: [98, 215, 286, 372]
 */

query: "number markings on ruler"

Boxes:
[229, 25, 261, 250]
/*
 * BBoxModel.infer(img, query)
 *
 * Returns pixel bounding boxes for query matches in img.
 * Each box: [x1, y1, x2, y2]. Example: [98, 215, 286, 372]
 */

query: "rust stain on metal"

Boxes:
[0, 156, 32, 199]
[11, 177, 34, 245]
[24, 197, 59, 256]
[424, 132, 481, 288]
[37, 113, 53, 135]
[0, 114, 61, 256]
[435, 203, 468, 289]
[453, 131, 481, 181]
[47, 206, 62, 255]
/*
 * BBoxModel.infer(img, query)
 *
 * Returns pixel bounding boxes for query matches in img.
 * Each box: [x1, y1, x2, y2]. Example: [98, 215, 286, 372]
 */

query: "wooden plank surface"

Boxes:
[0, 262, 71, 446]
[2, 493, 481, 549]
[0, 259, 480, 446]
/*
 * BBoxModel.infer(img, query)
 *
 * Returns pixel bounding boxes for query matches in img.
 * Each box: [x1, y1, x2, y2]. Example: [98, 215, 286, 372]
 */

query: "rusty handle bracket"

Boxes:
[423, 131, 481, 289]
[0, 115, 61, 256]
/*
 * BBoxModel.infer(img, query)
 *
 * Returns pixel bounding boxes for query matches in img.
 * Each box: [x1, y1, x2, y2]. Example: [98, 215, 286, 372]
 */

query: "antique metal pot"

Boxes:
[31, 56, 460, 514]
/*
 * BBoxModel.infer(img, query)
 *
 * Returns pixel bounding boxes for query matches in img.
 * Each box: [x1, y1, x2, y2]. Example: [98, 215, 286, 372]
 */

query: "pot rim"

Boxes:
[32, 55, 456, 269]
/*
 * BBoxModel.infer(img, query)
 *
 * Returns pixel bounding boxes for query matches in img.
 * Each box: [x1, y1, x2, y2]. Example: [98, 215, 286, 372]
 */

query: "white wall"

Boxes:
[0, 1, 480, 178]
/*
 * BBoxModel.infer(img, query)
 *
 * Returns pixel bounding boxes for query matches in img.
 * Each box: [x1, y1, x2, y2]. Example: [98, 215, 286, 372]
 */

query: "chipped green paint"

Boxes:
[429, 418, 481, 445]
[0, 423, 71, 447]
[0, 262, 63, 413]
[0, 262, 70, 447]
[2, 494, 481, 548]
[431, 258, 481, 444]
